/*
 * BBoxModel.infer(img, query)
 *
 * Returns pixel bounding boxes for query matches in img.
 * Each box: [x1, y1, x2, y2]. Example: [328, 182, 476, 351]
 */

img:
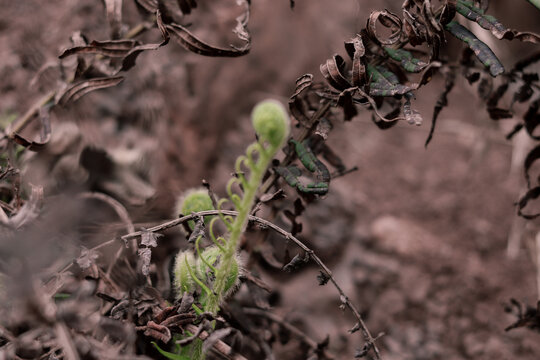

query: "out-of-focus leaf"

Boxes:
[517, 186, 540, 219]
[487, 82, 508, 108]
[366, 10, 402, 45]
[513, 84, 534, 105]
[152, 342, 190, 360]
[524, 145, 540, 187]
[77, 246, 100, 269]
[488, 108, 513, 120]
[367, 65, 413, 96]
[103, 0, 123, 39]
[202, 328, 233, 353]
[134, 0, 158, 13]
[445, 21, 504, 77]
[12, 106, 52, 151]
[456, 0, 512, 39]
[403, 93, 422, 125]
[524, 98, 540, 139]
[56, 76, 124, 105]
[426, 67, 456, 147]
[513, 50, 540, 72]
[384, 47, 428, 73]
[177, 0, 197, 15]
[526, 0, 540, 11]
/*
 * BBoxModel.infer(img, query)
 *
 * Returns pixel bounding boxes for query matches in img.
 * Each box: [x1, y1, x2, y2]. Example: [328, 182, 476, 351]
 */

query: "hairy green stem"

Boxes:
[206, 149, 270, 314]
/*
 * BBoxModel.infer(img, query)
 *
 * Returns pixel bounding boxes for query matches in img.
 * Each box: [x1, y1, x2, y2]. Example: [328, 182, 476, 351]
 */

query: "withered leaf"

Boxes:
[366, 10, 402, 45]
[283, 253, 309, 272]
[259, 189, 285, 203]
[517, 186, 540, 219]
[56, 76, 124, 105]
[138, 247, 152, 276]
[202, 328, 233, 353]
[445, 21, 504, 77]
[320, 55, 351, 91]
[59, 40, 138, 59]
[177, 0, 198, 15]
[317, 271, 330, 286]
[166, 23, 250, 57]
[291, 74, 313, 98]
[12, 105, 52, 151]
[524, 145, 540, 187]
[426, 67, 456, 147]
[103, 0, 123, 39]
[512, 30, 540, 44]
[344, 34, 367, 86]
[456, 0, 512, 40]
[141, 229, 162, 247]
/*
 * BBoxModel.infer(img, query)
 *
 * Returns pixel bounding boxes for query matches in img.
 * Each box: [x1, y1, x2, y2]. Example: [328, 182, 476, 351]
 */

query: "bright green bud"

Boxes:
[197, 246, 239, 295]
[173, 250, 197, 299]
[175, 188, 215, 229]
[251, 99, 290, 148]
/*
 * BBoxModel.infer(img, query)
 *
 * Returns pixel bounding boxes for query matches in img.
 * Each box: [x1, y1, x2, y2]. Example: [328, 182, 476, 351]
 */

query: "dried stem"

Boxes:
[243, 307, 336, 360]
[122, 209, 382, 359]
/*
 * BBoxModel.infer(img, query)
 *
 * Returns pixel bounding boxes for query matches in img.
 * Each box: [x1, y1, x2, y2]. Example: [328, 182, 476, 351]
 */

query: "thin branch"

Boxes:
[243, 307, 335, 360]
[122, 209, 382, 359]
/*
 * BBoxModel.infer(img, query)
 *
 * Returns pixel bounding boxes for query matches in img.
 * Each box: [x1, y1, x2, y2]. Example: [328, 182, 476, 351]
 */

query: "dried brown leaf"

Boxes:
[56, 76, 124, 105]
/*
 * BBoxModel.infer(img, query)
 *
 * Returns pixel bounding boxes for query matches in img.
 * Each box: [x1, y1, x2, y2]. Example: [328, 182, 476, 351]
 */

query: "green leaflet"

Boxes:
[275, 139, 331, 196]
[456, 0, 511, 39]
[383, 47, 428, 73]
[527, 0, 540, 11]
[445, 21, 504, 77]
[289, 139, 330, 183]
[152, 342, 191, 360]
[367, 64, 413, 96]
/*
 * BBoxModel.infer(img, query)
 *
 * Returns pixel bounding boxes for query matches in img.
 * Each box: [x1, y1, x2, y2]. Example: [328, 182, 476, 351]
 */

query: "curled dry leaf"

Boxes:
[56, 76, 124, 105]
[366, 10, 403, 45]
[344, 34, 367, 86]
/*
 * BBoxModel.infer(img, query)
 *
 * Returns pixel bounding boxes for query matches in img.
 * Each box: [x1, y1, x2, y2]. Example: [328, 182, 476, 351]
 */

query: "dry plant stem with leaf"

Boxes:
[123, 208, 382, 359]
